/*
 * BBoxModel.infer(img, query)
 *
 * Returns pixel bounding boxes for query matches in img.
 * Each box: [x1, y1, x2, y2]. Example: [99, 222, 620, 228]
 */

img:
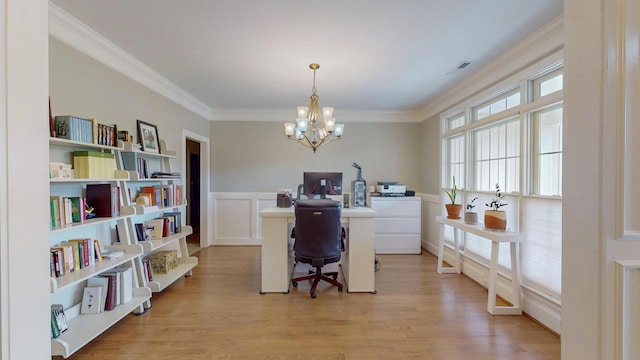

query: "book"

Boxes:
[51, 304, 67, 336]
[101, 249, 125, 259]
[162, 212, 182, 233]
[86, 183, 116, 217]
[135, 223, 147, 241]
[80, 286, 102, 314]
[117, 267, 133, 304]
[86, 276, 109, 312]
[147, 218, 165, 239]
[99, 273, 117, 311]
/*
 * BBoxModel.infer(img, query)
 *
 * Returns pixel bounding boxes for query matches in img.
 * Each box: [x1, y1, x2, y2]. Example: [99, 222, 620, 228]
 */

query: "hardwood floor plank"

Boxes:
[59, 246, 560, 360]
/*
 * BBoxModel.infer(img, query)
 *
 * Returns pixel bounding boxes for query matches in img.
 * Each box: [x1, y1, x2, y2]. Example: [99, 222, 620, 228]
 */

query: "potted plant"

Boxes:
[485, 183, 508, 230]
[444, 176, 462, 219]
[464, 197, 479, 224]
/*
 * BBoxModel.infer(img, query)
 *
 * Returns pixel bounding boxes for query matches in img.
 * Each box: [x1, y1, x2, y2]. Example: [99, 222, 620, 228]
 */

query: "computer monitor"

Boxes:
[303, 172, 343, 198]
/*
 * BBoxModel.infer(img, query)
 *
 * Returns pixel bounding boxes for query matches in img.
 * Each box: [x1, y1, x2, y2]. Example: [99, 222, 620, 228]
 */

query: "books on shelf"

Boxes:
[49, 196, 87, 229]
[101, 249, 125, 259]
[50, 239, 106, 278]
[138, 184, 184, 209]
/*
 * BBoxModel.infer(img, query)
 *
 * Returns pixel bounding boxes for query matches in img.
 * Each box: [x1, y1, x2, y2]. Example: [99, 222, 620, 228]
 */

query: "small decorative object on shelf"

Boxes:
[444, 176, 462, 219]
[464, 197, 479, 224]
[485, 183, 508, 230]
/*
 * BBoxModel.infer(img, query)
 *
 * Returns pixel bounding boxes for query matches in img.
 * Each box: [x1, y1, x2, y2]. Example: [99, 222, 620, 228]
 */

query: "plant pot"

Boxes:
[464, 212, 478, 224]
[445, 204, 463, 219]
[484, 210, 506, 230]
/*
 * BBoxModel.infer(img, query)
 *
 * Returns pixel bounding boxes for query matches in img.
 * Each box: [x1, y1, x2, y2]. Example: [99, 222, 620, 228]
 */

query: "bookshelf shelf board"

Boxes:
[139, 226, 194, 252]
[50, 137, 123, 151]
[50, 176, 129, 184]
[50, 287, 152, 358]
[50, 215, 134, 233]
[121, 141, 178, 159]
[146, 257, 198, 293]
[50, 244, 144, 293]
[133, 203, 186, 215]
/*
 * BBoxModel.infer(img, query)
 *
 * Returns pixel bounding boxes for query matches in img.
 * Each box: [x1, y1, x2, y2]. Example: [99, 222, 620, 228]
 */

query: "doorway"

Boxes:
[186, 138, 201, 247]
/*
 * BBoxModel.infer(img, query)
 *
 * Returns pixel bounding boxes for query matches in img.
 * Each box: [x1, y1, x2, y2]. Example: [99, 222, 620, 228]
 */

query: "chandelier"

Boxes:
[283, 63, 344, 153]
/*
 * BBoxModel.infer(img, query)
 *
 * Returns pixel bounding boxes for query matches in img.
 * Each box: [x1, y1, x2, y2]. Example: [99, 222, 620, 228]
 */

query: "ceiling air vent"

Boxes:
[446, 61, 472, 75]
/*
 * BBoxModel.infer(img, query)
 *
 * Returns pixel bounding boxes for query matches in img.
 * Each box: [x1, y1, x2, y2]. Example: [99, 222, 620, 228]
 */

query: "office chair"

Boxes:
[291, 199, 344, 298]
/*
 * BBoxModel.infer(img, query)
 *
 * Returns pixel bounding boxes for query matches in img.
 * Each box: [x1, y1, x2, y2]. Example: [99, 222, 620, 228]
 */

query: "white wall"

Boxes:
[1, 0, 51, 358]
[209, 121, 431, 193]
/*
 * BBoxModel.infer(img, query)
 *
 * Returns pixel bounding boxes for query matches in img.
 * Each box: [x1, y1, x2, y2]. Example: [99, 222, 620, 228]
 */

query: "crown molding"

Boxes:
[419, 15, 564, 120]
[210, 108, 423, 123]
[48, 2, 213, 120]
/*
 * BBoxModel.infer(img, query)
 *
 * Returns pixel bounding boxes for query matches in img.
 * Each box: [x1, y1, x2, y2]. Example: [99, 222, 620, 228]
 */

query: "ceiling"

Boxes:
[50, 0, 563, 120]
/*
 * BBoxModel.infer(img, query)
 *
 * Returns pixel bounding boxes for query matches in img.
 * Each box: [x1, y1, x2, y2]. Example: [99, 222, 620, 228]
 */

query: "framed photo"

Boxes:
[137, 120, 160, 153]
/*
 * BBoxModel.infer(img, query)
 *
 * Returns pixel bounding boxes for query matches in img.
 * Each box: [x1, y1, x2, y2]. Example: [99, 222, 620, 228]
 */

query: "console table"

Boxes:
[259, 206, 377, 294]
[436, 216, 523, 315]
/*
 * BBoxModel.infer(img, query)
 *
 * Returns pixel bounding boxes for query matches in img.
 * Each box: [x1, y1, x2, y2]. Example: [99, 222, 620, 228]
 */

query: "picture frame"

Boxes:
[137, 120, 161, 153]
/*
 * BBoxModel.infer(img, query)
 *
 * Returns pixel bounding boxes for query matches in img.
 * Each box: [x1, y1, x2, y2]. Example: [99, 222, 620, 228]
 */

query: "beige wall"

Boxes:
[49, 37, 210, 161]
[210, 120, 439, 193]
[419, 114, 440, 194]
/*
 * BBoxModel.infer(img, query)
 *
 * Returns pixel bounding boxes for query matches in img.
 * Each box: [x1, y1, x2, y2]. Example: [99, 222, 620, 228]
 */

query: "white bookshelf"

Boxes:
[48, 137, 156, 358]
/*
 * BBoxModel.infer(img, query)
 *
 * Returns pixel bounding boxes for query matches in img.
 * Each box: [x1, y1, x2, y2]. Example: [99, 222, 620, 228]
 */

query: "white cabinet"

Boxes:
[370, 197, 421, 254]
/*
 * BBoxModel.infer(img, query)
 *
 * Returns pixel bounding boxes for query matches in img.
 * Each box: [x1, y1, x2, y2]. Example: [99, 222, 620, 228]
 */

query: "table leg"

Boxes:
[487, 242, 499, 314]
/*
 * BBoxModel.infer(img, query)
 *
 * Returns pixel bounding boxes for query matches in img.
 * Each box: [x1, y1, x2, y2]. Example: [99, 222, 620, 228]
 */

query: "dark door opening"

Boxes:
[186, 138, 201, 246]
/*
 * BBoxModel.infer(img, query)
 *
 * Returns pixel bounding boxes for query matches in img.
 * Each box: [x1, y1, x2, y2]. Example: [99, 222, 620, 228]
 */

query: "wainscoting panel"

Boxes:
[616, 261, 640, 360]
[211, 193, 275, 245]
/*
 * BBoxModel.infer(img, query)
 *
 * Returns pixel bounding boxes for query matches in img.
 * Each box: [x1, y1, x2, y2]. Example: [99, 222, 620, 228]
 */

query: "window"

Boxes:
[474, 89, 520, 121]
[533, 105, 563, 196]
[447, 113, 465, 131]
[473, 119, 519, 192]
[445, 134, 465, 189]
[533, 69, 563, 99]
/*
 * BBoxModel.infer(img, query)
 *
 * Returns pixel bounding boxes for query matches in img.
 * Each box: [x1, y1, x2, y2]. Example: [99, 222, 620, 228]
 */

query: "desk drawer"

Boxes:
[374, 218, 420, 234]
[370, 198, 420, 217]
[375, 234, 421, 254]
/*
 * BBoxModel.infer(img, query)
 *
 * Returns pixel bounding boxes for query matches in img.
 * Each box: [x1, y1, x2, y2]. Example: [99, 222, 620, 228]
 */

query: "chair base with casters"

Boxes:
[291, 266, 343, 298]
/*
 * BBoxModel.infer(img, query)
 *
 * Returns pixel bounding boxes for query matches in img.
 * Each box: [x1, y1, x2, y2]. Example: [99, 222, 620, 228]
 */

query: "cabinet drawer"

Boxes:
[375, 234, 421, 254]
[374, 218, 420, 234]
[370, 199, 420, 217]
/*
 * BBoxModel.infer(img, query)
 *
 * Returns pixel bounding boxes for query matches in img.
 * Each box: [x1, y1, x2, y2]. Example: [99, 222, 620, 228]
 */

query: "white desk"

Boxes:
[259, 206, 377, 294]
[436, 216, 523, 315]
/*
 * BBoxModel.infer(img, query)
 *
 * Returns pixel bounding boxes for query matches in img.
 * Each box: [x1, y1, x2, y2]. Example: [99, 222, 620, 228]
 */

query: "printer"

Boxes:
[376, 182, 406, 197]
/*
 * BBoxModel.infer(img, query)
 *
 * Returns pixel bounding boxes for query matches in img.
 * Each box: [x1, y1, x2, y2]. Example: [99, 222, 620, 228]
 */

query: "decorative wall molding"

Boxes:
[210, 108, 423, 123]
[48, 2, 213, 120]
[615, 260, 640, 360]
[419, 15, 564, 120]
[48, 2, 422, 125]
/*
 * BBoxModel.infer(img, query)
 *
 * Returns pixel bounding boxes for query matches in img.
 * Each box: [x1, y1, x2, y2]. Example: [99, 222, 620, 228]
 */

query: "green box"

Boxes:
[73, 151, 116, 179]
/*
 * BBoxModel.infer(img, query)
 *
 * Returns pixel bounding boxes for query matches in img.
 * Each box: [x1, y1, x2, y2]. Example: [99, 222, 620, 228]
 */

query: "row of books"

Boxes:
[51, 304, 67, 339]
[50, 196, 86, 228]
[53, 115, 119, 147]
[135, 212, 183, 241]
[50, 238, 102, 278]
[81, 267, 133, 314]
[137, 184, 184, 208]
[141, 257, 154, 282]
[50, 184, 121, 229]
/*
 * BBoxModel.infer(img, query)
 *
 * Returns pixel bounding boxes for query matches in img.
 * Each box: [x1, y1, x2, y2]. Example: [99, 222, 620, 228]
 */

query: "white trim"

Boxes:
[48, 2, 213, 120]
[0, 0, 8, 356]
[182, 130, 211, 249]
[420, 16, 564, 121]
[210, 108, 423, 123]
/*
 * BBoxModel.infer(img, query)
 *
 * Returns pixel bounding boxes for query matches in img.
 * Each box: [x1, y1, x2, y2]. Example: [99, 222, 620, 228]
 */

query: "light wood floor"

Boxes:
[61, 246, 560, 360]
